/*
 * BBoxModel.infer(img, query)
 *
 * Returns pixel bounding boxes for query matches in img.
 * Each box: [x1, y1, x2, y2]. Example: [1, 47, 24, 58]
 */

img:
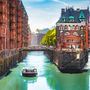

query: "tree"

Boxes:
[40, 28, 56, 46]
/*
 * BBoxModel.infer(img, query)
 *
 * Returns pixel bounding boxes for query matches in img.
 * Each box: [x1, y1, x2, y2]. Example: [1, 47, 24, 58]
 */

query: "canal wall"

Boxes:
[0, 49, 28, 77]
[44, 50, 88, 73]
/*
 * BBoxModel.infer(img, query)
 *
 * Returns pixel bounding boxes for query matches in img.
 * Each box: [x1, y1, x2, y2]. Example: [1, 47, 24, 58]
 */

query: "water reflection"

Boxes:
[22, 77, 37, 83]
[0, 51, 90, 90]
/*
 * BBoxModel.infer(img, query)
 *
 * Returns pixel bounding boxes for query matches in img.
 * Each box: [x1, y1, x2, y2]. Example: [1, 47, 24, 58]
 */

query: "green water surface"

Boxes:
[0, 51, 89, 90]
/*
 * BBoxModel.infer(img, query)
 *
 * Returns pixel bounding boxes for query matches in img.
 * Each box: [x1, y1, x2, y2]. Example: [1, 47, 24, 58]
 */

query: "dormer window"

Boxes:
[62, 17, 65, 22]
[69, 16, 74, 22]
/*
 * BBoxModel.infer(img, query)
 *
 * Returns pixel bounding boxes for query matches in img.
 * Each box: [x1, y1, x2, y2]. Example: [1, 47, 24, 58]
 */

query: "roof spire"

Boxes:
[79, 10, 85, 19]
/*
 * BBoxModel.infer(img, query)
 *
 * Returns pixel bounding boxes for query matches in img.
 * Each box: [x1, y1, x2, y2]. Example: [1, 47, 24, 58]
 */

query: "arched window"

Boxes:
[62, 17, 65, 22]
[64, 25, 68, 30]
[59, 26, 60, 30]
[64, 32, 70, 36]
[68, 25, 71, 31]
[81, 26, 83, 30]
[72, 25, 75, 30]
[76, 25, 79, 31]
[73, 32, 79, 36]
[84, 26, 86, 30]
[69, 16, 74, 22]
[60, 25, 63, 30]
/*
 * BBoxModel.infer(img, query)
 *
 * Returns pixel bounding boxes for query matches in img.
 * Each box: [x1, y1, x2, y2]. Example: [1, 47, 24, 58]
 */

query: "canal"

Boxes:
[0, 51, 90, 90]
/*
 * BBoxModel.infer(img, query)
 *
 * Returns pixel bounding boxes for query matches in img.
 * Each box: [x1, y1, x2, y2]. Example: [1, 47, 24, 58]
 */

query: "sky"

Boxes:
[22, 0, 90, 32]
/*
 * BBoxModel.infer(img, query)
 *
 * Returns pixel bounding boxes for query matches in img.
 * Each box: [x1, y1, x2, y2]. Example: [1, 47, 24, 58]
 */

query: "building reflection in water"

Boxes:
[45, 64, 89, 90]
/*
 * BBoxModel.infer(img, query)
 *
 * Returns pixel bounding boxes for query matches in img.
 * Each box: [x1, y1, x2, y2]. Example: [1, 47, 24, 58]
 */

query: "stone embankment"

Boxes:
[0, 48, 28, 77]
[44, 49, 88, 73]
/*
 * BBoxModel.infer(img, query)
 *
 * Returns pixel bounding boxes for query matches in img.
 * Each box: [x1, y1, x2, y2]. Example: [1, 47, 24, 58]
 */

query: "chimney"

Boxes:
[61, 8, 65, 16]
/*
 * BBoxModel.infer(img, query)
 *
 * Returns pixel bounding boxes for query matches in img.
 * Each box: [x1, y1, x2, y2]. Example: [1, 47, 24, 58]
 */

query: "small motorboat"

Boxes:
[22, 67, 37, 77]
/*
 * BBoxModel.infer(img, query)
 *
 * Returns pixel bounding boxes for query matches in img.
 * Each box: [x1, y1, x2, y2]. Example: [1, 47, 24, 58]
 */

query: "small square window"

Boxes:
[67, 40, 69, 42]
[62, 19, 65, 22]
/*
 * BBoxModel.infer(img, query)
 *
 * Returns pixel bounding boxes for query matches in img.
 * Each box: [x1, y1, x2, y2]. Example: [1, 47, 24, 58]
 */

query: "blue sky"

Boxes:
[22, 0, 90, 32]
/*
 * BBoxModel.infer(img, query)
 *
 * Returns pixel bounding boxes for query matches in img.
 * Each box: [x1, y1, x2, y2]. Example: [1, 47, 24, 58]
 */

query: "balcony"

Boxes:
[0, 0, 6, 3]
[0, 33, 5, 38]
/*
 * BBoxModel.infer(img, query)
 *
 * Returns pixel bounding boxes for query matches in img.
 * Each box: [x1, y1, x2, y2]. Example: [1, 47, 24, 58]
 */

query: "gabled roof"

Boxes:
[57, 8, 80, 23]
[57, 7, 89, 24]
[79, 11, 85, 19]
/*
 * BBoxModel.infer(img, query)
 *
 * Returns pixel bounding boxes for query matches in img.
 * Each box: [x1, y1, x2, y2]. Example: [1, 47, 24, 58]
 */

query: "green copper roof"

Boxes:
[69, 16, 74, 19]
[79, 11, 85, 19]
[62, 17, 65, 19]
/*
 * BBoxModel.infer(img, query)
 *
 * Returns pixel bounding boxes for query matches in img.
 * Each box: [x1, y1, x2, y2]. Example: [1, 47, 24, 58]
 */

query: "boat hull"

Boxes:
[22, 72, 37, 77]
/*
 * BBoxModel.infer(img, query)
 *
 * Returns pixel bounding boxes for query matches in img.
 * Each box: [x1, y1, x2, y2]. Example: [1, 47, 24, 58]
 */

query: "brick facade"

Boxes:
[56, 7, 89, 50]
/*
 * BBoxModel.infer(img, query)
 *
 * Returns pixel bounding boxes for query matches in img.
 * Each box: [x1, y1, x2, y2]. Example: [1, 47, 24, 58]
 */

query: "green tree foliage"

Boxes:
[40, 28, 56, 46]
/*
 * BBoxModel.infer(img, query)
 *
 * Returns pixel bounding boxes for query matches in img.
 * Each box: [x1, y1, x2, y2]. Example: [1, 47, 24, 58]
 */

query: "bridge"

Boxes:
[19, 46, 55, 51]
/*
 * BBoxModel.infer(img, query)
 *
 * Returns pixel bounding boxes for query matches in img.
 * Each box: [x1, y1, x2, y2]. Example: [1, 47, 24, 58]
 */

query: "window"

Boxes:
[64, 32, 70, 36]
[60, 30, 63, 33]
[81, 26, 83, 30]
[76, 45, 79, 49]
[64, 25, 68, 30]
[62, 17, 65, 22]
[68, 26, 71, 30]
[69, 19, 74, 22]
[69, 16, 74, 22]
[76, 26, 79, 31]
[71, 40, 74, 42]
[60, 25, 63, 30]
[72, 26, 75, 30]
[59, 27, 60, 30]
[89, 17, 90, 22]
[62, 19, 65, 22]
[73, 32, 79, 36]
[67, 40, 69, 42]
[81, 35, 83, 37]
[84, 26, 86, 30]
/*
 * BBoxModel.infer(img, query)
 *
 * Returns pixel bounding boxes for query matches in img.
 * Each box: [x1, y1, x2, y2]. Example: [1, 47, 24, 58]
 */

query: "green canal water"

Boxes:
[0, 51, 90, 90]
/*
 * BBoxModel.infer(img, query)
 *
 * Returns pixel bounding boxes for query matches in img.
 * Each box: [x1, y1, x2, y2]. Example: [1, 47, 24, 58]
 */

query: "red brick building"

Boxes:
[28, 26, 31, 47]
[0, 0, 29, 50]
[87, 12, 90, 48]
[56, 7, 90, 51]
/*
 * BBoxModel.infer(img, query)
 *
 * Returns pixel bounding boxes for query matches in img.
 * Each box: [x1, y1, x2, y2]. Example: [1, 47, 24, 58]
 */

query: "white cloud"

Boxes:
[53, 0, 69, 6]
[23, 0, 90, 32]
